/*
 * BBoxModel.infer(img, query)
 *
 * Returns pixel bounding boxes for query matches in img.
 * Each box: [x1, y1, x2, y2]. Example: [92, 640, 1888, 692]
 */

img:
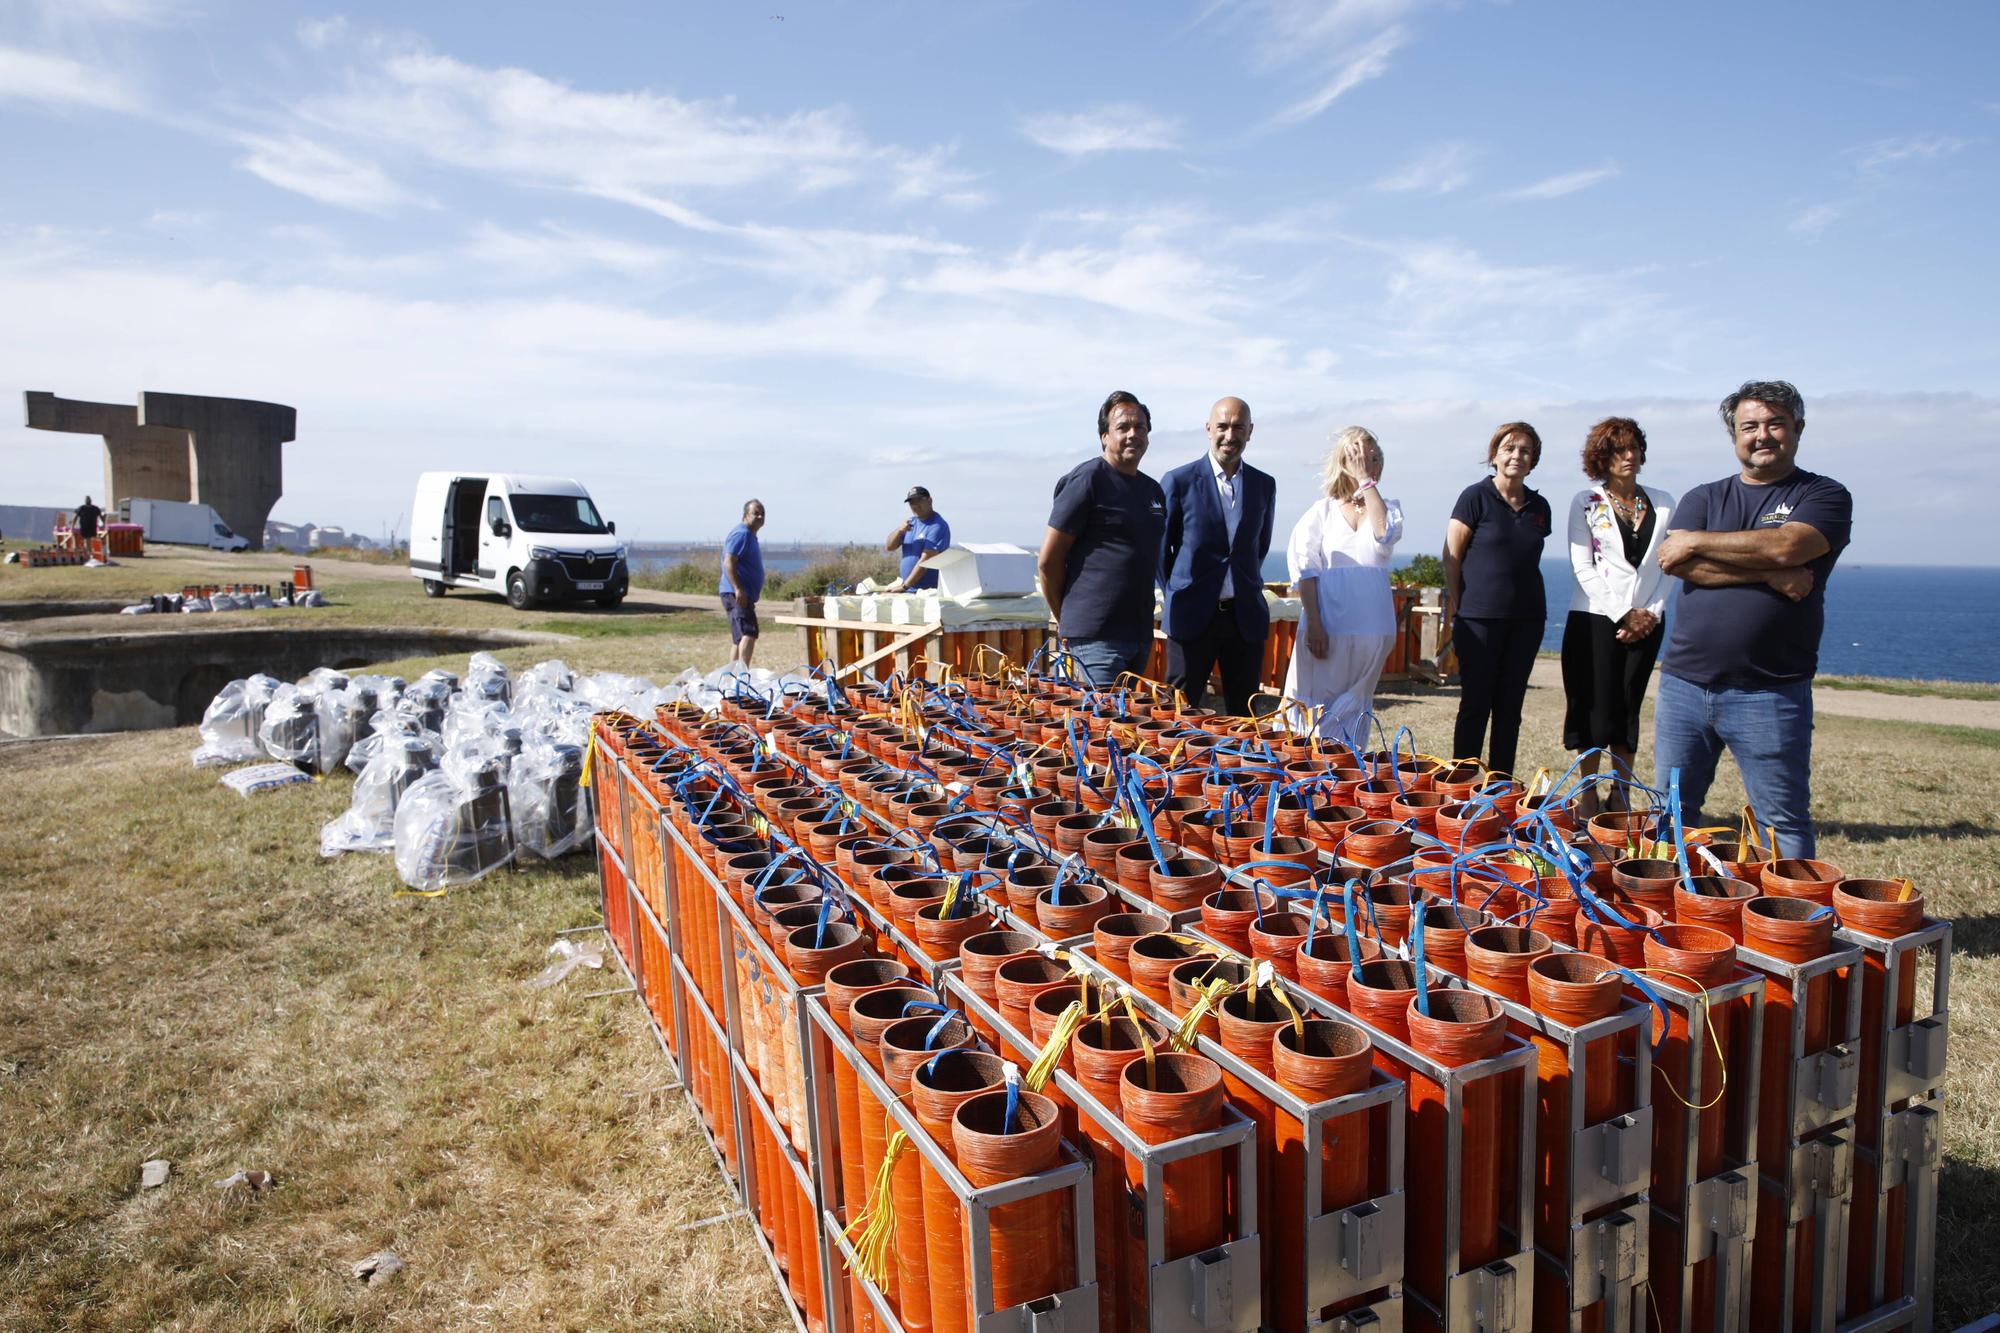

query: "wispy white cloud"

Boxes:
[1497, 163, 1619, 201]
[236, 134, 426, 215]
[1790, 202, 1845, 236]
[592, 184, 970, 284]
[297, 16, 350, 50]
[1343, 233, 1677, 368]
[0, 45, 141, 111]
[1852, 134, 1971, 171]
[907, 240, 1242, 324]
[1019, 103, 1181, 156]
[145, 209, 210, 232]
[1373, 142, 1473, 194]
[1268, 26, 1406, 126]
[290, 48, 978, 210]
[10, 0, 191, 28]
[1206, 0, 1426, 127]
[1215, 0, 1428, 69]
[1222, 202, 1342, 246]
[465, 221, 679, 279]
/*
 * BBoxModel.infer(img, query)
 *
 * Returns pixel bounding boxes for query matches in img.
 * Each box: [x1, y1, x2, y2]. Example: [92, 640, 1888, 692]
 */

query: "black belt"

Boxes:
[1217, 598, 1236, 610]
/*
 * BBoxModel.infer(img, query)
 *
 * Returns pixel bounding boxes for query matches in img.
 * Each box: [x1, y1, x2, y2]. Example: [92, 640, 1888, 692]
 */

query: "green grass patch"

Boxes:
[632, 543, 897, 600]
[526, 615, 686, 639]
[1817, 674, 2000, 701]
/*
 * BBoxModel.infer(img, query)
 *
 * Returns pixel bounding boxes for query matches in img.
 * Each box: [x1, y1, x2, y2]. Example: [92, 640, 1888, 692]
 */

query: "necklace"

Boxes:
[1605, 488, 1647, 526]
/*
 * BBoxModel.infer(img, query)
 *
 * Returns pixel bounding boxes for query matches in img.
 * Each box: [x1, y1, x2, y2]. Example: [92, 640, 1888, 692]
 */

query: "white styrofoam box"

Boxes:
[938, 594, 1052, 628]
[856, 595, 885, 623]
[929, 544, 1039, 602]
[888, 592, 942, 625]
[821, 595, 865, 621]
[1266, 591, 1303, 622]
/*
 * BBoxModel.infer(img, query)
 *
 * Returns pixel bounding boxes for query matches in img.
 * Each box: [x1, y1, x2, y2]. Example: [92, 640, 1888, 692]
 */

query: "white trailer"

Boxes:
[127, 498, 250, 551]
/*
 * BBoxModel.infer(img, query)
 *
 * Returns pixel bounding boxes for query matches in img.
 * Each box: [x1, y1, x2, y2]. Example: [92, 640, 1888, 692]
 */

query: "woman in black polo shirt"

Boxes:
[1443, 422, 1552, 775]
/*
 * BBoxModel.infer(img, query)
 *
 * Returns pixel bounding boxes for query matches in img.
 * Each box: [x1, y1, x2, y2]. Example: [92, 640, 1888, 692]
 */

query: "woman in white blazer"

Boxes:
[1561, 417, 1673, 803]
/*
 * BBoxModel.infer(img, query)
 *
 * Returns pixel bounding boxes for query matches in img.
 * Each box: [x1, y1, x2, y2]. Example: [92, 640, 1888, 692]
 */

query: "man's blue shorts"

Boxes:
[720, 592, 760, 643]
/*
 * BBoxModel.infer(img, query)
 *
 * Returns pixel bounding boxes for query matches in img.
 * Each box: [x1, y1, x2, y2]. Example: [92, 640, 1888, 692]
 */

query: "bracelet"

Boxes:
[1356, 478, 1378, 493]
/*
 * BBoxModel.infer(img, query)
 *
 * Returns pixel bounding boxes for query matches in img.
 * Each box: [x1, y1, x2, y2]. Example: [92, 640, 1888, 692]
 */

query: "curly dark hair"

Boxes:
[1097, 389, 1152, 436]
[1581, 417, 1648, 481]
[1485, 421, 1542, 469]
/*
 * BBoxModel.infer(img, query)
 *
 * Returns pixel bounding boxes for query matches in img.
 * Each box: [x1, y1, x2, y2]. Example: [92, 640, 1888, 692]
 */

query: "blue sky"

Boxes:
[2, 0, 1996, 562]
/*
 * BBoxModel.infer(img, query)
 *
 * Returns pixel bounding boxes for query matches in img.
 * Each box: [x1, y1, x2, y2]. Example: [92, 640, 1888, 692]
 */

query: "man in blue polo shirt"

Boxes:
[883, 486, 951, 592]
[719, 498, 766, 667]
[1655, 380, 1852, 858]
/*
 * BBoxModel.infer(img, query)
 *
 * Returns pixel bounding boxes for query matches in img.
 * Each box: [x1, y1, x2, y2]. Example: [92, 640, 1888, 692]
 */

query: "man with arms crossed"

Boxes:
[719, 499, 767, 668]
[1159, 397, 1276, 716]
[1038, 391, 1168, 689]
[1655, 380, 1851, 858]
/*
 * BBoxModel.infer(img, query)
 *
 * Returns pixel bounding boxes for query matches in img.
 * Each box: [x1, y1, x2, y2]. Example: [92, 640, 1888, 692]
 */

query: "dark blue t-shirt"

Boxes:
[1048, 457, 1166, 641]
[718, 523, 764, 599]
[1450, 479, 1552, 620]
[1660, 468, 1852, 688]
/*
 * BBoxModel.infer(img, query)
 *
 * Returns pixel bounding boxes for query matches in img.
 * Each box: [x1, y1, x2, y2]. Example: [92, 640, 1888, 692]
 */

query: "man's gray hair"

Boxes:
[1720, 381, 1805, 433]
[742, 498, 764, 519]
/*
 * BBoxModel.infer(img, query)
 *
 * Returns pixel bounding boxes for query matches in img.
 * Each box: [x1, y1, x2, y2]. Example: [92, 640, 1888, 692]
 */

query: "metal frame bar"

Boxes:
[1734, 939, 1866, 1333]
[1832, 921, 1950, 1333]
[1056, 945, 1407, 1329]
[1636, 967, 1765, 1333]
[935, 960, 1268, 1332]
[1452, 968, 1655, 1333]
[1290, 969, 1538, 1333]
[801, 987, 1100, 1333]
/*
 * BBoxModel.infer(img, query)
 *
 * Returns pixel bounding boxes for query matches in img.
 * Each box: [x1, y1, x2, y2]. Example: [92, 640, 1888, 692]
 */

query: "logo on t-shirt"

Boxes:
[1151, 499, 1165, 514]
[1759, 501, 1794, 527]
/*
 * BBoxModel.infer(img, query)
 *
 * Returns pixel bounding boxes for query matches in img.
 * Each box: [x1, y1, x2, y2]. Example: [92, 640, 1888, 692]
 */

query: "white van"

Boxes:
[408, 473, 628, 609]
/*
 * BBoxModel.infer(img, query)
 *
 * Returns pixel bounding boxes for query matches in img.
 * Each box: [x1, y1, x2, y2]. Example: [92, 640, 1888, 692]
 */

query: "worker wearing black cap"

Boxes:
[883, 486, 952, 592]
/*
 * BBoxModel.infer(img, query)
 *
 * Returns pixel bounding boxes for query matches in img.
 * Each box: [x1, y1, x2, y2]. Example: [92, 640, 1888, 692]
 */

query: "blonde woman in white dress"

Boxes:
[1283, 428, 1403, 746]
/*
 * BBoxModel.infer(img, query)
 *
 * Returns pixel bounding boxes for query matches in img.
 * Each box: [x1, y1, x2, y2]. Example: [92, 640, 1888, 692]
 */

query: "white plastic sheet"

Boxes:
[321, 734, 440, 856]
[192, 673, 281, 767]
[392, 761, 515, 891]
[509, 739, 591, 859]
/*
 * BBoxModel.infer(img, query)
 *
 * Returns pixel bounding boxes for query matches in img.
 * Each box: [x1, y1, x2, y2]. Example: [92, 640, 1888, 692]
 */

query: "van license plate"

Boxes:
[576, 581, 604, 591]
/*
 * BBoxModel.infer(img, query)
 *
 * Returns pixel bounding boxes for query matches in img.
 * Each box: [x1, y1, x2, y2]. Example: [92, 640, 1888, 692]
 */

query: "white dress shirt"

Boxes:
[1212, 454, 1244, 600]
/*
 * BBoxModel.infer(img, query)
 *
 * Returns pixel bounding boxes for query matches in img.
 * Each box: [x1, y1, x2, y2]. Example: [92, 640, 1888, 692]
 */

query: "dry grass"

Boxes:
[1, 600, 1993, 1326]
[0, 625, 781, 1332]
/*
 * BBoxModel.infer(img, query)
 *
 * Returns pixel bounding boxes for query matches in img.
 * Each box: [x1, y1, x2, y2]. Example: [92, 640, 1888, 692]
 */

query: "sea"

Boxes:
[1382, 559, 1996, 684]
[641, 550, 1997, 683]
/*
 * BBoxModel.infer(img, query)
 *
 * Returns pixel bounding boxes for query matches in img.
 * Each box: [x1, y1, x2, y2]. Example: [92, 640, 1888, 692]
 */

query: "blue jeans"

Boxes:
[1064, 637, 1154, 690]
[1653, 670, 1817, 858]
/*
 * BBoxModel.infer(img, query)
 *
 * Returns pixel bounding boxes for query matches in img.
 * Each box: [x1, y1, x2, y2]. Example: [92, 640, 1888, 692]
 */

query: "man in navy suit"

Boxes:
[1159, 397, 1277, 716]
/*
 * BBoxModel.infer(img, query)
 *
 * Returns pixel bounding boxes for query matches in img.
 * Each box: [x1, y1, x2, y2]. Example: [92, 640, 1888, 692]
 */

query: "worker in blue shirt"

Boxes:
[883, 486, 952, 591]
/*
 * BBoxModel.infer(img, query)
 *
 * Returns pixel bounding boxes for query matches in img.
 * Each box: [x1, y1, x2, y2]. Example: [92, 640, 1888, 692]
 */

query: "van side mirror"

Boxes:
[607, 520, 616, 534]
[490, 517, 510, 537]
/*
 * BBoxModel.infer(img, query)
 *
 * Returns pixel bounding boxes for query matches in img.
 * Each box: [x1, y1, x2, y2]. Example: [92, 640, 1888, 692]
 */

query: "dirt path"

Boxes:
[1528, 660, 1999, 731]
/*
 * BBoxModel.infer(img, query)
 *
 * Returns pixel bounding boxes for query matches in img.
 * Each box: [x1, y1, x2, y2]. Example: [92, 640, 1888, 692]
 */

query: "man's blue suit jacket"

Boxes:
[1159, 456, 1276, 642]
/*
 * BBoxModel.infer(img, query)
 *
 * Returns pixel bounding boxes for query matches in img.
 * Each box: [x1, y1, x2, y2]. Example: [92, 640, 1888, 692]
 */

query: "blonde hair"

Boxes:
[1321, 426, 1381, 501]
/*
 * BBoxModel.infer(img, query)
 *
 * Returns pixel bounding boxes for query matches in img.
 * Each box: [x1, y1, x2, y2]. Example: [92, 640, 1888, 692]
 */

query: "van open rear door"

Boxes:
[443, 477, 465, 577]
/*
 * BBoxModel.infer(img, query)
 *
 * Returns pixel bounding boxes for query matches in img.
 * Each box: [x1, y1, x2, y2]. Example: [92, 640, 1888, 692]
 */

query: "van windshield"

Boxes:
[512, 493, 609, 535]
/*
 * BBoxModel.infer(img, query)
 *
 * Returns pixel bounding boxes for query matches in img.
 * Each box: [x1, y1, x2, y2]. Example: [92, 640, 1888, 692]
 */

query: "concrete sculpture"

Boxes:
[23, 389, 296, 550]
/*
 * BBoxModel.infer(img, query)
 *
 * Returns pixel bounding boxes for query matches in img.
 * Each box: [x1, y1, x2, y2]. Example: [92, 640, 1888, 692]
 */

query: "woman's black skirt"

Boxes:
[1560, 610, 1663, 751]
